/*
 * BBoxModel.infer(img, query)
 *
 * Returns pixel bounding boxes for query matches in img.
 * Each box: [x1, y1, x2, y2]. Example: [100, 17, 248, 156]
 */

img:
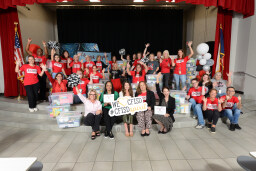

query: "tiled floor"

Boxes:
[0, 98, 255, 170]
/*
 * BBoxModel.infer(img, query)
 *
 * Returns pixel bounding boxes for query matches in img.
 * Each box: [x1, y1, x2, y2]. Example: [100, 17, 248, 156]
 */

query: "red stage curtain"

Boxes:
[212, 7, 233, 80]
[0, 0, 71, 9]
[175, 0, 254, 18]
[0, 7, 26, 97]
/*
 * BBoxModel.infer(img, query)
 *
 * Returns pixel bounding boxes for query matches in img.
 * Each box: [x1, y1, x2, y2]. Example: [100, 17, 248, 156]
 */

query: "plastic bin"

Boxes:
[147, 82, 163, 93]
[146, 74, 162, 83]
[49, 92, 74, 106]
[180, 102, 192, 114]
[186, 67, 197, 72]
[88, 84, 104, 100]
[170, 90, 187, 105]
[47, 105, 71, 118]
[56, 111, 82, 128]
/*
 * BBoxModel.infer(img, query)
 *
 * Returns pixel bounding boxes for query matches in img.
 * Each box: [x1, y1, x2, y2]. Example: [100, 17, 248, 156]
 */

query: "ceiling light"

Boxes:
[90, 0, 101, 2]
[134, 0, 144, 2]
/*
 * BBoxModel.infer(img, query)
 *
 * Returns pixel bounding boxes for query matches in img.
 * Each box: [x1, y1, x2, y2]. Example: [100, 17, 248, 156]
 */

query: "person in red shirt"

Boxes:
[50, 49, 67, 78]
[131, 52, 143, 71]
[186, 78, 206, 129]
[108, 63, 125, 92]
[68, 54, 83, 73]
[25, 38, 48, 101]
[106, 55, 117, 69]
[221, 87, 242, 131]
[61, 50, 72, 76]
[89, 65, 105, 84]
[126, 62, 148, 84]
[95, 55, 108, 73]
[202, 89, 223, 133]
[83, 56, 95, 73]
[15, 56, 45, 112]
[42, 65, 68, 93]
[83, 68, 90, 79]
[73, 70, 91, 104]
[173, 41, 194, 90]
[159, 50, 175, 88]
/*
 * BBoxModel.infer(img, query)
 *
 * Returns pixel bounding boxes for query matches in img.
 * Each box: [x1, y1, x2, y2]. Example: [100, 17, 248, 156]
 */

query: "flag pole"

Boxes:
[14, 22, 23, 102]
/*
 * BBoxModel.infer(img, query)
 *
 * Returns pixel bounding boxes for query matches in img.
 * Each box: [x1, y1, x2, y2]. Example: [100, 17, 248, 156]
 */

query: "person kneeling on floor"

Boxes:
[220, 87, 242, 131]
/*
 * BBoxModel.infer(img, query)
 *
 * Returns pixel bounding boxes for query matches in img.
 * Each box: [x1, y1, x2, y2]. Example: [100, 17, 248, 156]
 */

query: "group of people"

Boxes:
[14, 38, 243, 140]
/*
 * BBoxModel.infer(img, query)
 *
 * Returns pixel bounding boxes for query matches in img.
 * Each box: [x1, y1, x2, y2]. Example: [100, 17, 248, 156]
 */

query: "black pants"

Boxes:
[24, 82, 40, 108]
[163, 73, 170, 88]
[84, 113, 102, 132]
[205, 110, 220, 125]
[38, 73, 47, 101]
[103, 107, 116, 132]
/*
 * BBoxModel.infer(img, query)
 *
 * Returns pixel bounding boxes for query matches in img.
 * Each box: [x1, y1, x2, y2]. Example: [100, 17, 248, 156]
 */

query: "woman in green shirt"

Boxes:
[99, 81, 119, 139]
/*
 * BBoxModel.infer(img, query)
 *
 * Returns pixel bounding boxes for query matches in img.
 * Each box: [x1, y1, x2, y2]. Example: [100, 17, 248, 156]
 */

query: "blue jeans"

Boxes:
[189, 98, 205, 125]
[222, 105, 241, 124]
[73, 94, 86, 104]
[174, 74, 186, 90]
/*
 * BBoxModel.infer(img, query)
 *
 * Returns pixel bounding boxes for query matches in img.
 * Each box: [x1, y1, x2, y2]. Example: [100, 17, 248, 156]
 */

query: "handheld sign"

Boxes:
[154, 106, 166, 115]
[109, 97, 148, 117]
[104, 94, 115, 103]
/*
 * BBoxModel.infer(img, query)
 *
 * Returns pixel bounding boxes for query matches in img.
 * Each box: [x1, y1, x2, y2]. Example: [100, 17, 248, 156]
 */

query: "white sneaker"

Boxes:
[192, 115, 197, 119]
[29, 108, 34, 112]
[33, 108, 38, 112]
[195, 125, 204, 129]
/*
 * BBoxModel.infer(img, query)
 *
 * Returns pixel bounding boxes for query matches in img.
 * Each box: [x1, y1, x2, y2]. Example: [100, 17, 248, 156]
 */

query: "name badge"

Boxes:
[154, 106, 166, 115]
[104, 94, 115, 103]
[27, 69, 37, 74]
[79, 89, 83, 93]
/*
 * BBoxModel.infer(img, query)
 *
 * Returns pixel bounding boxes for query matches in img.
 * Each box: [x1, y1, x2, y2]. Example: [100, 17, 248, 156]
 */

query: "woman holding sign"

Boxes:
[153, 73, 176, 133]
[135, 81, 155, 136]
[75, 87, 102, 140]
[99, 81, 119, 139]
[202, 89, 223, 133]
[119, 81, 134, 137]
[15, 56, 45, 112]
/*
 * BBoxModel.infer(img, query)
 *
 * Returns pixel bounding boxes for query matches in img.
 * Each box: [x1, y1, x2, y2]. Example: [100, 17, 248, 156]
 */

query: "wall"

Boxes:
[17, 4, 57, 56]
[0, 37, 4, 93]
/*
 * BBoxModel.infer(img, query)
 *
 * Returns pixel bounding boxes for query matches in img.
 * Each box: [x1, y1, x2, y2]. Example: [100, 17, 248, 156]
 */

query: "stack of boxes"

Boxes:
[87, 84, 105, 100]
[170, 90, 191, 114]
[146, 74, 163, 99]
[48, 92, 82, 128]
[186, 58, 197, 88]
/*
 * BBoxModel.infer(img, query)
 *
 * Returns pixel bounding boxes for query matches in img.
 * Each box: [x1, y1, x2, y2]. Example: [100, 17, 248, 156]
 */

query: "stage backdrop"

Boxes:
[57, 8, 183, 57]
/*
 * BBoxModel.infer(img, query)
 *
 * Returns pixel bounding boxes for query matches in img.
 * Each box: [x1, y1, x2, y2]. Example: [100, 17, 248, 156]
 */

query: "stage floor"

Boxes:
[0, 96, 255, 171]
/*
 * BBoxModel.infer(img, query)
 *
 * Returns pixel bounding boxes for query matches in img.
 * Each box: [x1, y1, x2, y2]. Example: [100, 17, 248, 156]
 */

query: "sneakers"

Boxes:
[192, 115, 197, 119]
[195, 125, 205, 129]
[229, 124, 235, 131]
[109, 131, 114, 139]
[221, 117, 228, 124]
[210, 127, 216, 133]
[29, 108, 34, 112]
[33, 108, 38, 112]
[207, 123, 212, 129]
[104, 131, 109, 138]
[235, 124, 242, 130]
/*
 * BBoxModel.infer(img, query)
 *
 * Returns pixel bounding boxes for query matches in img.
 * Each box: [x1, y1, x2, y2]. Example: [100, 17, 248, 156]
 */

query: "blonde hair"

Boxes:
[163, 50, 170, 59]
[213, 72, 222, 79]
[88, 89, 98, 100]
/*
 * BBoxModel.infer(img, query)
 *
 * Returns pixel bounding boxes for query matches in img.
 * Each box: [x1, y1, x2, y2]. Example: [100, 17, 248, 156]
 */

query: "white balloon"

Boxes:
[203, 65, 210, 71]
[197, 55, 203, 60]
[203, 53, 211, 60]
[199, 59, 207, 65]
[196, 43, 209, 55]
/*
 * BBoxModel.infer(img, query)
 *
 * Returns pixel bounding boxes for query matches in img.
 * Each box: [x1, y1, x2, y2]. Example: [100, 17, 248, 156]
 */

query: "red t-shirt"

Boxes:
[32, 53, 47, 66]
[221, 95, 239, 109]
[205, 97, 219, 111]
[160, 58, 172, 73]
[188, 86, 206, 104]
[109, 61, 116, 68]
[84, 61, 95, 73]
[61, 57, 72, 75]
[174, 56, 189, 75]
[89, 72, 103, 83]
[131, 70, 146, 83]
[52, 61, 64, 73]
[45, 71, 67, 93]
[96, 61, 103, 72]
[20, 64, 41, 86]
[138, 92, 147, 102]
[70, 61, 82, 73]
[73, 78, 90, 95]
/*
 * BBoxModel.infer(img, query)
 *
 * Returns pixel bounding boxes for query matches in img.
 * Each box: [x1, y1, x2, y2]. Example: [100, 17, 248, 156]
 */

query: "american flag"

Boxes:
[215, 25, 225, 73]
[14, 31, 25, 83]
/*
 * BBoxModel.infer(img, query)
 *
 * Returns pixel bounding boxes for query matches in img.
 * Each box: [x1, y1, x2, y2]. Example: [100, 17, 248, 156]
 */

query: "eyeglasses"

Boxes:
[227, 90, 235, 92]
[89, 94, 96, 96]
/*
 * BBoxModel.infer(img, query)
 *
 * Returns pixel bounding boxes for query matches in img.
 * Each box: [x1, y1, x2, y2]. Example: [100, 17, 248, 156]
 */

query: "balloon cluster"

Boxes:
[48, 41, 60, 50]
[67, 73, 80, 88]
[196, 43, 214, 71]
[119, 49, 126, 55]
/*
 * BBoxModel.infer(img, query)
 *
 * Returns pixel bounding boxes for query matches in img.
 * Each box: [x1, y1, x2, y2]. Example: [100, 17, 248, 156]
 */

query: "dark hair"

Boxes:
[62, 50, 69, 58]
[177, 49, 185, 59]
[28, 55, 35, 59]
[162, 86, 170, 92]
[54, 72, 63, 79]
[54, 54, 61, 62]
[135, 64, 143, 76]
[112, 56, 117, 62]
[209, 88, 218, 94]
[122, 81, 133, 97]
[191, 78, 198, 83]
[227, 86, 235, 91]
[200, 74, 212, 87]
[136, 81, 149, 95]
[104, 81, 115, 94]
